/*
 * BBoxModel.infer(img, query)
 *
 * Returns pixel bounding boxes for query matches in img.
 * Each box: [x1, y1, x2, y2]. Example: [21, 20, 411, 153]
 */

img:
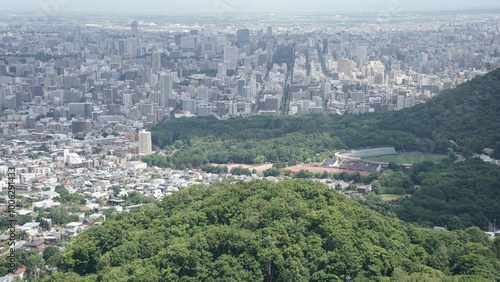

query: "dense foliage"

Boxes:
[358, 159, 500, 231]
[47, 180, 500, 281]
[147, 68, 500, 169]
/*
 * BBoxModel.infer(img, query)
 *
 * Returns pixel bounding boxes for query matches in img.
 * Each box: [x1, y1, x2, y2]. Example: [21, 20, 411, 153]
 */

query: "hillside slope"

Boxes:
[148, 68, 500, 168]
[47, 180, 500, 281]
[380, 68, 500, 154]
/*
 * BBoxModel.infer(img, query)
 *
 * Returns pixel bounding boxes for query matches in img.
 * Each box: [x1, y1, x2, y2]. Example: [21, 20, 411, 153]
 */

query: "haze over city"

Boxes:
[1, 0, 500, 280]
[2, 0, 500, 13]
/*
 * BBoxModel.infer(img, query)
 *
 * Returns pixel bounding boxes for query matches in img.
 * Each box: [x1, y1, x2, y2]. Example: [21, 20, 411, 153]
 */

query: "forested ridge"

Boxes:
[147, 68, 500, 168]
[355, 159, 500, 231]
[46, 180, 500, 281]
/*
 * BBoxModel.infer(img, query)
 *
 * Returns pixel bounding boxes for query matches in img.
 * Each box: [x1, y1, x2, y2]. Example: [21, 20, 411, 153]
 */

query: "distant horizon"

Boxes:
[1, 0, 500, 15]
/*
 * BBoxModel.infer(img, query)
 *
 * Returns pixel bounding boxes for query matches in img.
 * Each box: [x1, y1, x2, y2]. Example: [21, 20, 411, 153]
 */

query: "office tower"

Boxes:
[131, 21, 138, 44]
[126, 38, 137, 57]
[228, 102, 237, 116]
[196, 86, 209, 101]
[350, 92, 366, 103]
[265, 96, 279, 112]
[242, 86, 251, 98]
[264, 26, 273, 42]
[337, 58, 352, 76]
[71, 119, 91, 134]
[237, 29, 250, 45]
[152, 52, 162, 72]
[154, 107, 165, 123]
[100, 29, 106, 47]
[138, 130, 152, 155]
[123, 93, 133, 108]
[160, 72, 172, 108]
[198, 105, 212, 116]
[341, 32, 347, 44]
[357, 44, 368, 67]
[118, 39, 126, 56]
[267, 26, 272, 37]
[182, 99, 195, 113]
[74, 27, 82, 51]
[250, 77, 257, 99]
[180, 36, 198, 50]
[224, 46, 238, 69]
[237, 79, 246, 96]
[397, 95, 405, 110]
[68, 103, 93, 118]
[217, 63, 227, 77]
[266, 42, 272, 62]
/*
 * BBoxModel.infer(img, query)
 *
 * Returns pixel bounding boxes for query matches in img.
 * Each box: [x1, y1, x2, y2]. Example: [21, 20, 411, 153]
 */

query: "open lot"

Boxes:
[365, 152, 448, 164]
[380, 194, 406, 201]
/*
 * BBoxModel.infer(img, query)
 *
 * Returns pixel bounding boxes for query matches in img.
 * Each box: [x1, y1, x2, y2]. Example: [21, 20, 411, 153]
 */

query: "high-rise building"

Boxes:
[126, 38, 137, 57]
[180, 36, 198, 50]
[100, 29, 106, 47]
[69, 103, 93, 118]
[217, 63, 227, 77]
[237, 79, 246, 96]
[152, 52, 162, 72]
[138, 130, 152, 155]
[154, 107, 165, 123]
[396, 95, 405, 110]
[350, 92, 366, 103]
[118, 39, 126, 56]
[182, 99, 195, 113]
[131, 21, 138, 44]
[337, 58, 352, 76]
[267, 26, 273, 37]
[224, 46, 238, 69]
[237, 29, 250, 45]
[74, 27, 82, 51]
[160, 72, 172, 108]
[198, 105, 212, 116]
[357, 44, 368, 67]
[71, 119, 91, 134]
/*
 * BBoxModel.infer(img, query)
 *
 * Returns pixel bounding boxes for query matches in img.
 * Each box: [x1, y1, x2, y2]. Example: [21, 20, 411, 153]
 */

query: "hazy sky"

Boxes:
[3, 0, 500, 14]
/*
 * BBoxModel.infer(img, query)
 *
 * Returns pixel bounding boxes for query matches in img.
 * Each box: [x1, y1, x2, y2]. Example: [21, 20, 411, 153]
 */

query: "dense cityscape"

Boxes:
[1, 6, 500, 281]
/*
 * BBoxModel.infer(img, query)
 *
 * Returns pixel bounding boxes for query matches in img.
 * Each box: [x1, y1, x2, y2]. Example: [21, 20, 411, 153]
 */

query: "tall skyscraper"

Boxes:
[264, 26, 273, 42]
[131, 21, 138, 44]
[138, 130, 152, 155]
[237, 29, 250, 45]
[74, 27, 82, 51]
[152, 52, 162, 72]
[160, 72, 172, 108]
[100, 29, 106, 47]
[118, 39, 126, 56]
[357, 43, 368, 67]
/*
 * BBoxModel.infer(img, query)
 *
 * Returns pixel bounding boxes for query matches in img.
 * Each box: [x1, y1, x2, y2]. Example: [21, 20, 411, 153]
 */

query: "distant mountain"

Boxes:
[148, 68, 500, 168]
[46, 180, 500, 281]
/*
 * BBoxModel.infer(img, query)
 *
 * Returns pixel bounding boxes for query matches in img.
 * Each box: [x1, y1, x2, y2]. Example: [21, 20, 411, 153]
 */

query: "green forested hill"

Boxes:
[379, 68, 500, 155]
[46, 180, 500, 281]
[357, 159, 500, 231]
[148, 68, 500, 168]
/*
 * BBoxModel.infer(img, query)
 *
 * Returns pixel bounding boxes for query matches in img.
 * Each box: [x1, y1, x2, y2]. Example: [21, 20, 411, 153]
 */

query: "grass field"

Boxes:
[365, 152, 448, 164]
[380, 194, 405, 201]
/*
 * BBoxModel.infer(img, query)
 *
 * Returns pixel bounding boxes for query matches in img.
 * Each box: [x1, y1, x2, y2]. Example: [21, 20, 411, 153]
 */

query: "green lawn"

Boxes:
[380, 194, 405, 201]
[365, 152, 448, 164]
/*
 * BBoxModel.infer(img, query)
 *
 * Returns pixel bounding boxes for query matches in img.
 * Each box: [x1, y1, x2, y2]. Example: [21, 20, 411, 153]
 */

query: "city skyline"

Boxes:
[3, 0, 500, 14]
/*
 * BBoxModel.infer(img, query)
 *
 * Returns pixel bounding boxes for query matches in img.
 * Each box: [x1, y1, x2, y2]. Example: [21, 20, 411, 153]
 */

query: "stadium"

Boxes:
[321, 147, 398, 173]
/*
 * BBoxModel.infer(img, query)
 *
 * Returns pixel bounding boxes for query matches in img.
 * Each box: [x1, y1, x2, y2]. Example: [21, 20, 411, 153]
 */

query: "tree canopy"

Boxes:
[47, 180, 500, 281]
